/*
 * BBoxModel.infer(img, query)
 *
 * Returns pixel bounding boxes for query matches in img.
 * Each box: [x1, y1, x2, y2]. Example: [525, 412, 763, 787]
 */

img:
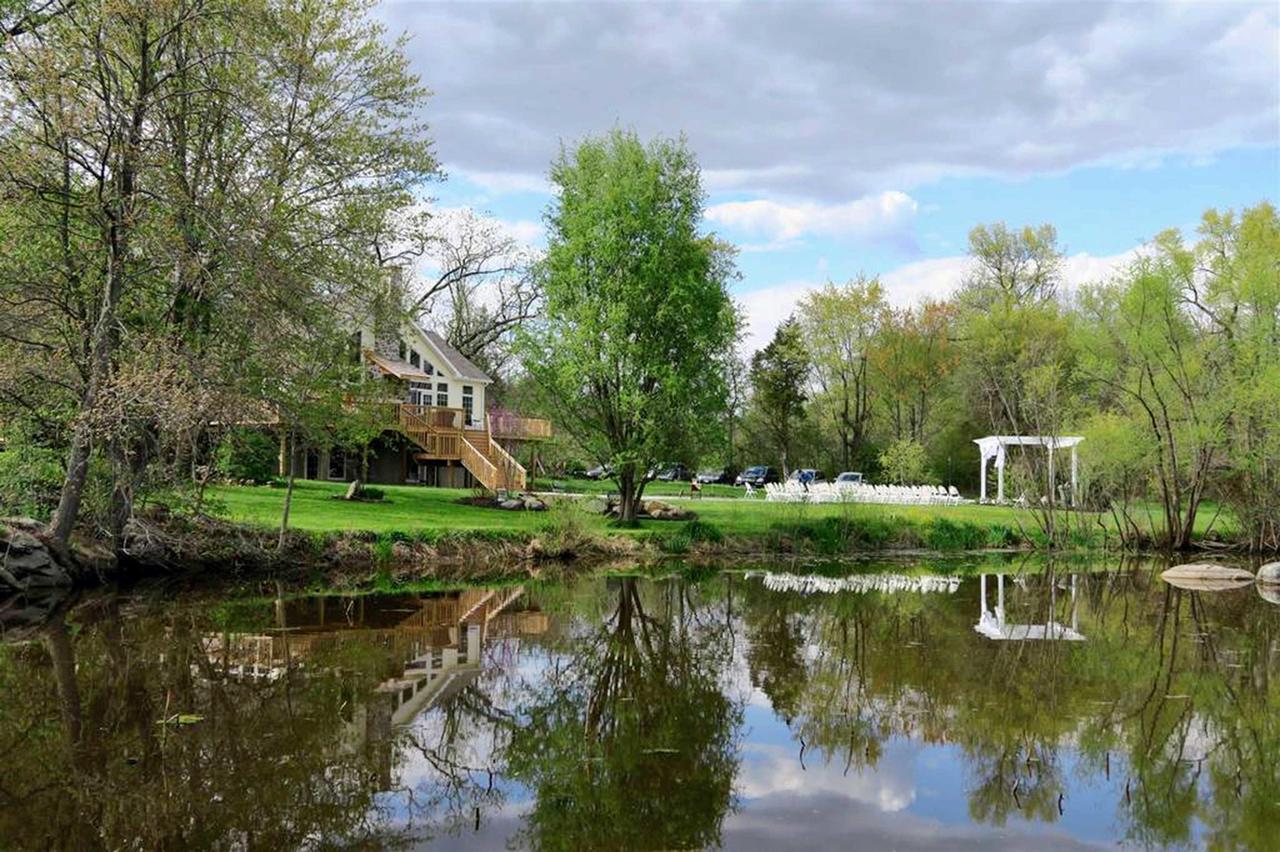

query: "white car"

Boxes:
[835, 471, 865, 485]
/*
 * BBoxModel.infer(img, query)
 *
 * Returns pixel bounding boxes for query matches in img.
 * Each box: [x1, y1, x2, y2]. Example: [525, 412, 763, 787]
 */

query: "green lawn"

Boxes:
[531, 476, 745, 499]
[210, 479, 1045, 539]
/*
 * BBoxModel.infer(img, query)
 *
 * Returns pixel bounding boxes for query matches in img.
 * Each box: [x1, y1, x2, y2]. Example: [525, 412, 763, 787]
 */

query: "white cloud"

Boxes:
[452, 168, 550, 196]
[736, 279, 817, 355]
[379, 1, 1278, 202]
[502, 218, 544, 247]
[737, 742, 917, 812]
[707, 191, 919, 244]
[735, 249, 1138, 356]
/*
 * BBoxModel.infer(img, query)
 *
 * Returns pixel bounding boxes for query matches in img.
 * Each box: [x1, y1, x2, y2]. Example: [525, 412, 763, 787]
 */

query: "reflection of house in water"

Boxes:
[202, 587, 547, 787]
[201, 586, 545, 720]
[974, 574, 1085, 641]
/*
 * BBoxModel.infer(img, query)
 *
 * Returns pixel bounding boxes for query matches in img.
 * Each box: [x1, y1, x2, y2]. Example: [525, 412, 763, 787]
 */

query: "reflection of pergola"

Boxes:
[974, 574, 1085, 641]
[974, 435, 1084, 505]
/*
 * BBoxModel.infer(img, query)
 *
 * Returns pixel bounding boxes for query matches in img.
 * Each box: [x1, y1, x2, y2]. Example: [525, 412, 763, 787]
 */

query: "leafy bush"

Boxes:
[878, 439, 930, 485]
[0, 442, 65, 519]
[924, 517, 988, 550]
[215, 428, 277, 484]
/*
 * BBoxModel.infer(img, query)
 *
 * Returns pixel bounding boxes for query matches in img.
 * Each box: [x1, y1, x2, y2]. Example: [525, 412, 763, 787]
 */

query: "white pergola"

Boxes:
[974, 435, 1084, 505]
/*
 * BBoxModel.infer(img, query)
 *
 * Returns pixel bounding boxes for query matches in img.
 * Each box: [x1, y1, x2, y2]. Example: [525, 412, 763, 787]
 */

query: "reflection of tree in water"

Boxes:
[504, 577, 742, 851]
[0, 596, 397, 849]
[395, 679, 516, 839]
[1104, 585, 1280, 849]
[738, 567, 1280, 844]
[740, 578, 808, 722]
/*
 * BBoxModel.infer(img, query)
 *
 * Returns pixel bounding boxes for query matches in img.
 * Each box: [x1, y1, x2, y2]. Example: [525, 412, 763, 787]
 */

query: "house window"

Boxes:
[348, 331, 362, 365]
[436, 382, 448, 407]
[462, 386, 474, 426]
[409, 349, 421, 369]
[424, 361, 434, 376]
[409, 381, 431, 406]
[397, 339, 406, 360]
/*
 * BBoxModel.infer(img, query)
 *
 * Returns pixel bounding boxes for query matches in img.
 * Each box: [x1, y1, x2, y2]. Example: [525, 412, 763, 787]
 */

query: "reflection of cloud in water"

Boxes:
[723, 792, 1106, 851]
[737, 740, 918, 812]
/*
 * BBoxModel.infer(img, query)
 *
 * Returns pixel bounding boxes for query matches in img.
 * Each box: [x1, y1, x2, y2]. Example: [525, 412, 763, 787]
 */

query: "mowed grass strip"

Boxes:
[208, 479, 1046, 541]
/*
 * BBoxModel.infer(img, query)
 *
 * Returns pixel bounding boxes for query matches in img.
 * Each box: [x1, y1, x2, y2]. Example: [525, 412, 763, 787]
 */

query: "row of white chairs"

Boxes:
[763, 481, 967, 505]
[761, 571, 963, 595]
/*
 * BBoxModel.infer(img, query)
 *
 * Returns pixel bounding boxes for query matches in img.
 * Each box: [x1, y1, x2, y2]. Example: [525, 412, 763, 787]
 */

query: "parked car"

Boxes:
[787, 469, 826, 484]
[584, 464, 613, 480]
[735, 465, 780, 487]
[655, 463, 692, 481]
[696, 468, 737, 485]
[835, 471, 865, 485]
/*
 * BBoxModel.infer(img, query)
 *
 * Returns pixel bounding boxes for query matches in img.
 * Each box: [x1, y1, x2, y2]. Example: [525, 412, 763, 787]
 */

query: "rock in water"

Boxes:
[1256, 561, 1280, 585]
[1160, 563, 1254, 591]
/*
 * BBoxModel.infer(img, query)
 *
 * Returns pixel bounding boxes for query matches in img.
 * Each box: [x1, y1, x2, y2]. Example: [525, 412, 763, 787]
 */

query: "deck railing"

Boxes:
[488, 411, 552, 441]
[401, 404, 466, 431]
[488, 434, 528, 491]
[394, 403, 533, 491]
[459, 437, 501, 491]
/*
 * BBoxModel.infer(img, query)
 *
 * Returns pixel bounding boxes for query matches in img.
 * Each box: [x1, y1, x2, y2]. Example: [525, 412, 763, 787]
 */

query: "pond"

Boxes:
[1, 560, 1277, 849]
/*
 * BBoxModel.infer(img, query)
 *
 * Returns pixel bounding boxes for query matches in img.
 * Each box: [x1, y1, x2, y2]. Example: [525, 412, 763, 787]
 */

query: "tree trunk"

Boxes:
[618, 467, 639, 525]
[44, 618, 83, 749]
[49, 263, 124, 544]
[49, 28, 152, 546]
[278, 433, 297, 549]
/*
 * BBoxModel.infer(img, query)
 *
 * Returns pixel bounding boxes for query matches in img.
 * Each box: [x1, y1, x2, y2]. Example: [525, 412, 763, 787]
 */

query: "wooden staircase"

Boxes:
[394, 405, 527, 492]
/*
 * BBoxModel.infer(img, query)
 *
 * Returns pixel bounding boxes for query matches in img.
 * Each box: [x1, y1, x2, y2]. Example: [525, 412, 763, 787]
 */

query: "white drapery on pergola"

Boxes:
[973, 435, 1084, 505]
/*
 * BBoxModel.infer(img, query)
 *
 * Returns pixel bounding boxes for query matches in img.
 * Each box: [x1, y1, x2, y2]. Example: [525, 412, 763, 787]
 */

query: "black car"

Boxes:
[584, 464, 613, 480]
[655, 463, 692, 482]
[735, 465, 780, 487]
[696, 468, 737, 485]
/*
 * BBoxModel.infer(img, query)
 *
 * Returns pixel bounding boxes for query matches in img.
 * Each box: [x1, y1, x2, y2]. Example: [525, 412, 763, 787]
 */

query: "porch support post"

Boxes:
[979, 454, 987, 503]
[1070, 446, 1079, 507]
[1047, 445, 1055, 504]
[996, 455, 1005, 504]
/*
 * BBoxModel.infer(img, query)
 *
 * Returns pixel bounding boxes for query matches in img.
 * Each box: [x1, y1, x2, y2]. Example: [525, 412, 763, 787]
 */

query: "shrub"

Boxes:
[682, 520, 723, 543]
[878, 439, 930, 485]
[0, 442, 65, 519]
[215, 428, 277, 484]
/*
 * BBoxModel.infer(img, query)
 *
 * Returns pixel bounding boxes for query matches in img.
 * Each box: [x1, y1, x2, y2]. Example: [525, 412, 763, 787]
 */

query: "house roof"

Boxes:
[419, 328, 491, 383]
[365, 350, 434, 381]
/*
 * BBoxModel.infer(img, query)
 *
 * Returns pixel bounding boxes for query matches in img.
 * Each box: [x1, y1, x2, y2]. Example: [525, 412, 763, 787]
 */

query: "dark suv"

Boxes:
[735, 465, 780, 487]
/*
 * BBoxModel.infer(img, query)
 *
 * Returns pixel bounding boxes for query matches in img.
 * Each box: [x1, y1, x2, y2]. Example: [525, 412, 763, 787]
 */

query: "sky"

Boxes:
[377, 0, 1280, 354]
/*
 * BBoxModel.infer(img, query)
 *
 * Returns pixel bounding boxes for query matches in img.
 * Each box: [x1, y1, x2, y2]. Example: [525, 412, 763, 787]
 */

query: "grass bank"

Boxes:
[206, 479, 1111, 559]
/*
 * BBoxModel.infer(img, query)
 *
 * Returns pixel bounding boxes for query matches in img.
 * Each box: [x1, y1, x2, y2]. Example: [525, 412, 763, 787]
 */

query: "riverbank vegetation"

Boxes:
[0, 0, 1274, 593]
[206, 480, 1238, 563]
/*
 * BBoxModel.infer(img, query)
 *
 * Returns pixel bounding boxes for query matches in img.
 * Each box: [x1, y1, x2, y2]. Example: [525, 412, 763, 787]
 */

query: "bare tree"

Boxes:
[409, 208, 540, 376]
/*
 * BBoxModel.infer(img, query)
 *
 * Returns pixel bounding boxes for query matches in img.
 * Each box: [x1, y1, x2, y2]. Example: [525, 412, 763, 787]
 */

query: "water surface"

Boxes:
[1, 561, 1276, 849]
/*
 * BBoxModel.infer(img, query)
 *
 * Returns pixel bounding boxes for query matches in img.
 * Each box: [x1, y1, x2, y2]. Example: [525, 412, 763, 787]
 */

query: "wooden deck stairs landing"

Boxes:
[394, 405, 528, 492]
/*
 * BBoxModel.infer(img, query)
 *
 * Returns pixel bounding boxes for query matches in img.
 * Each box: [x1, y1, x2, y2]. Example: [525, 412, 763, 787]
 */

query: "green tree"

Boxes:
[748, 317, 810, 476]
[797, 276, 885, 471]
[0, 0, 436, 546]
[522, 129, 739, 523]
[870, 299, 959, 445]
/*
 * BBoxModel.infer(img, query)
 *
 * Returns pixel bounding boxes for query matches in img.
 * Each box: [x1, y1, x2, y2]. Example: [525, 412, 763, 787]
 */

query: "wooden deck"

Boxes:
[393, 404, 530, 491]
